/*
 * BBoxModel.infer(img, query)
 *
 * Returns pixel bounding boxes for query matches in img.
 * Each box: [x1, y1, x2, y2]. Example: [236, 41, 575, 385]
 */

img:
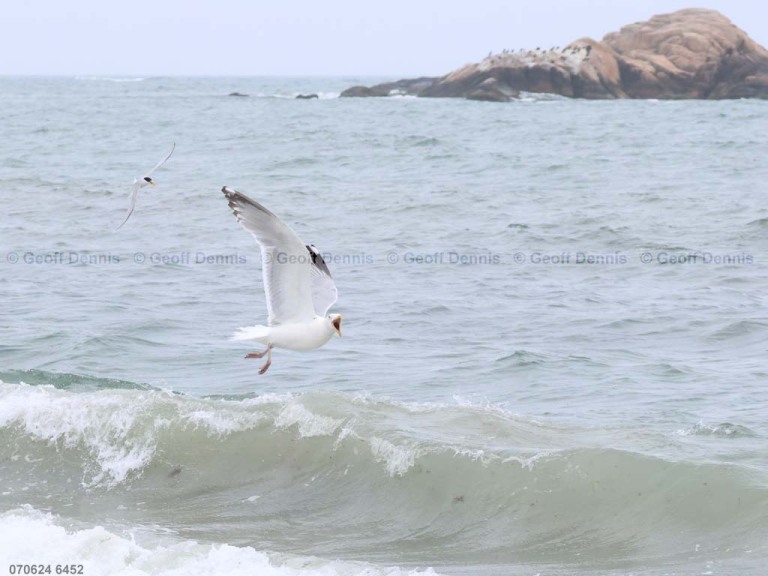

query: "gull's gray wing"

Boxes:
[222, 186, 316, 325]
[306, 244, 338, 316]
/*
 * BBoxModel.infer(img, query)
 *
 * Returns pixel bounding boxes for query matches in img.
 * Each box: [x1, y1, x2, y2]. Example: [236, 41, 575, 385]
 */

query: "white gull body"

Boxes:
[233, 317, 336, 351]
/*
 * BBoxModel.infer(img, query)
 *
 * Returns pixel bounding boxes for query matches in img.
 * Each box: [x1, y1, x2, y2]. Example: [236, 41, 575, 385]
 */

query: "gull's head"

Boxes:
[329, 314, 342, 337]
[144, 176, 156, 186]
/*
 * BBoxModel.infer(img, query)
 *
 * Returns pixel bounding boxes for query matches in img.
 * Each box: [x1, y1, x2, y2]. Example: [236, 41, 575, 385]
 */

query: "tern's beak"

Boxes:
[150, 181, 157, 186]
[333, 315, 342, 337]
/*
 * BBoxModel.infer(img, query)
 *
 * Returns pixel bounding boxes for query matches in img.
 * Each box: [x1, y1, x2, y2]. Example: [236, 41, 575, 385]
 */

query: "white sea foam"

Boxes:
[677, 420, 755, 438]
[369, 437, 419, 476]
[0, 384, 159, 486]
[0, 507, 440, 576]
[0, 384, 269, 486]
[274, 401, 343, 437]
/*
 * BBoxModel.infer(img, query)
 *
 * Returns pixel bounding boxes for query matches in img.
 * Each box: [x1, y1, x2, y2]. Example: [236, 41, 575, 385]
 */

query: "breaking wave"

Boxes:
[1, 374, 767, 569]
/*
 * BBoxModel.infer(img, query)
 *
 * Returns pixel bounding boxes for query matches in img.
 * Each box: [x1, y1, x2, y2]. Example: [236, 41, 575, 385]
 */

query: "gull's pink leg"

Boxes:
[258, 346, 273, 375]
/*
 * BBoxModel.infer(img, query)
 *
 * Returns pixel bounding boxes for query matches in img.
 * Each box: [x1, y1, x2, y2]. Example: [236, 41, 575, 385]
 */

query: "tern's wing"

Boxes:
[116, 179, 142, 230]
[145, 142, 175, 176]
[306, 244, 338, 316]
[222, 186, 316, 325]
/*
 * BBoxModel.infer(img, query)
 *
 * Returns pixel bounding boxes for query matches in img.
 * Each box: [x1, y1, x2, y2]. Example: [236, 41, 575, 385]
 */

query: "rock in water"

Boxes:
[603, 8, 768, 98]
[340, 9, 768, 100]
[465, 77, 519, 102]
[340, 77, 439, 98]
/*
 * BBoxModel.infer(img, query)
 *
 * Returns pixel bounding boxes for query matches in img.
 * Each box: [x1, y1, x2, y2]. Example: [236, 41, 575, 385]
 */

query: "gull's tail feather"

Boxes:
[230, 325, 270, 342]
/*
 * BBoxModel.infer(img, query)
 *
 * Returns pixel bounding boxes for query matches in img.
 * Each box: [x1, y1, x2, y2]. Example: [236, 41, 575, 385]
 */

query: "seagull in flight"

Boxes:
[117, 142, 175, 229]
[221, 186, 342, 374]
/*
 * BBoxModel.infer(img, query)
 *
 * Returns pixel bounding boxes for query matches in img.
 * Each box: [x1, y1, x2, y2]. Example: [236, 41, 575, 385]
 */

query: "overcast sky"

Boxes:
[2, 1, 766, 76]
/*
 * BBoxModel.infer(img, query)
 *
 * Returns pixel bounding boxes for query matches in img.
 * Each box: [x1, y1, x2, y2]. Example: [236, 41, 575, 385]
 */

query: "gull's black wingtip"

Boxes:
[221, 186, 240, 204]
[221, 186, 239, 214]
[220, 186, 276, 217]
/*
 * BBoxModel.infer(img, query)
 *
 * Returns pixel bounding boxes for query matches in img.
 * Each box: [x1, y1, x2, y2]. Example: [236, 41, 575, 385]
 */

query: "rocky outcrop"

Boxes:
[604, 8, 768, 98]
[341, 9, 768, 100]
[465, 77, 520, 102]
[340, 77, 438, 97]
[418, 39, 626, 100]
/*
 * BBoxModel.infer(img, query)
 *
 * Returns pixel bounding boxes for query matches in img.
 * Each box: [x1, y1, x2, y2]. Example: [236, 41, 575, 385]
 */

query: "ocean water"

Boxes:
[1, 76, 767, 575]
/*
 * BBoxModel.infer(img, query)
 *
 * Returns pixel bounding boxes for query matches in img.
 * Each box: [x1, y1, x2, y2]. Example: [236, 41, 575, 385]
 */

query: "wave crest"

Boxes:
[1, 380, 767, 566]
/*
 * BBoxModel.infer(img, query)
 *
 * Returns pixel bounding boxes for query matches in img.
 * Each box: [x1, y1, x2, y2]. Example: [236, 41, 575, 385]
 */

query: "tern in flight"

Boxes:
[117, 142, 175, 229]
